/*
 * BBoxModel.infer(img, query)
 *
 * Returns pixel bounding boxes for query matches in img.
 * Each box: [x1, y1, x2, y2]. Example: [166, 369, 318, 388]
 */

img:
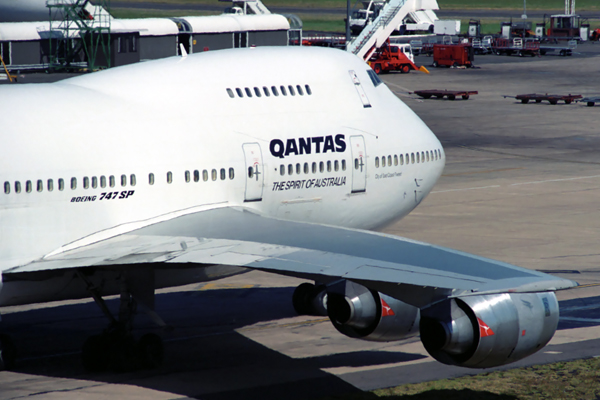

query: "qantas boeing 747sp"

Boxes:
[0, 46, 576, 371]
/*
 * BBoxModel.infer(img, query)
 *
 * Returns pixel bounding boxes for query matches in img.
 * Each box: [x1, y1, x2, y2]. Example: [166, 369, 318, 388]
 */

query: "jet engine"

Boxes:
[420, 292, 559, 368]
[326, 280, 420, 342]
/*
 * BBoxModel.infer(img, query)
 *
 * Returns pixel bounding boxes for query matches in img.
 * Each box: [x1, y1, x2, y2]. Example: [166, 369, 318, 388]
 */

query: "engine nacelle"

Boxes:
[420, 292, 559, 368]
[326, 280, 420, 342]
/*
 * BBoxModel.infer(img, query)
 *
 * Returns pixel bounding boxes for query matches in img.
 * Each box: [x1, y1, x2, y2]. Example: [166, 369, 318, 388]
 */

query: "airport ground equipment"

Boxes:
[368, 41, 429, 74]
[0, 55, 15, 82]
[413, 89, 477, 100]
[580, 96, 600, 107]
[471, 36, 493, 54]
[432, 43, 474, 68]
[507, 93, 582, 105]
[493, 37, 540, 57]
[539, 40, 577, 56]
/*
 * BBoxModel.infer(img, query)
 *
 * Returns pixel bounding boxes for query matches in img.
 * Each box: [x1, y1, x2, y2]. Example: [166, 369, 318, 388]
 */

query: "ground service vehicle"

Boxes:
[432, 43, 474, 67]
[369, 43, 428, 74]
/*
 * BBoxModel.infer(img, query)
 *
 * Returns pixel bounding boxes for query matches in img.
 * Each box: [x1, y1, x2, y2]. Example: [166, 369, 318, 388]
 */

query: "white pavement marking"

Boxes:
[431, 185, 500, 193]
[510, 175, 600, 186]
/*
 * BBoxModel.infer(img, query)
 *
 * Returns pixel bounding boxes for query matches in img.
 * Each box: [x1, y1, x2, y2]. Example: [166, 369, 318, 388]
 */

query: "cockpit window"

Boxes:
[366, 69, 382, 87]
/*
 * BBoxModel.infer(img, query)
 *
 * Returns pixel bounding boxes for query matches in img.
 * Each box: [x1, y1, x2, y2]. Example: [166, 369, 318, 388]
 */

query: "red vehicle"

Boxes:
[368, 42, 428, 74]
[432, 43, 474, 68]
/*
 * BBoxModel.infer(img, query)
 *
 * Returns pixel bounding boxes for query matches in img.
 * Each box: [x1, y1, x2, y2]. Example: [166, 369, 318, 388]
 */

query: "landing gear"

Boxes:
[292, 282, 328, 316]
[77, 269, 166, 372]
[0, 334, 16, 371]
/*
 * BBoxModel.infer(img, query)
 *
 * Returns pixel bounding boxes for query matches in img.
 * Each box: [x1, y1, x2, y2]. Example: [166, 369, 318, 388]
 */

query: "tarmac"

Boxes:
[2, 43, 600, 399]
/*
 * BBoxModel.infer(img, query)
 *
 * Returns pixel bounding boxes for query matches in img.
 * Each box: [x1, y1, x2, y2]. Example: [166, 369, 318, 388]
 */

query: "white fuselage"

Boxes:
[0, 47, 444, 304]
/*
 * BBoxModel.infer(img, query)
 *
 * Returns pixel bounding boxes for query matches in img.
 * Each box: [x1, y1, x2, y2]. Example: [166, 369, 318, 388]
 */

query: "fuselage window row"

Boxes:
[183, 168, 235, 183]
[227, 85, 312, 99]
[279, 160, 346, 176]
[374, 149, 443, 168]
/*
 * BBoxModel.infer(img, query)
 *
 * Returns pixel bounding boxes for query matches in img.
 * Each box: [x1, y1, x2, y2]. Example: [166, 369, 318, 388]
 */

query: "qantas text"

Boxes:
[270, 135, 346, 159]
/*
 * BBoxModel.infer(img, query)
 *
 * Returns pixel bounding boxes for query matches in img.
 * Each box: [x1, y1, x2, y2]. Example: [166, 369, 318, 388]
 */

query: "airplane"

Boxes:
[0, 46, 577, 372]
[0, 0, 55, 22]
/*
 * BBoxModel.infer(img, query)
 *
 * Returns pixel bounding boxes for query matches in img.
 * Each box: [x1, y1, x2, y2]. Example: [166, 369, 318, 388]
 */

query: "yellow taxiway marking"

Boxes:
[199, 283, 256, 291]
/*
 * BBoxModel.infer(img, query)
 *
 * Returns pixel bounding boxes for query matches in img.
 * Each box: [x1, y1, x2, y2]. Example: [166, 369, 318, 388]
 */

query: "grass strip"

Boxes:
[319, 357, 600, 400]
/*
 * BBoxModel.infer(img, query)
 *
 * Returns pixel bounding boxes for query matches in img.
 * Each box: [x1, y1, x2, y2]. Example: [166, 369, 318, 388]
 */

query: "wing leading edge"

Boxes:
[5, 207, 577, 308]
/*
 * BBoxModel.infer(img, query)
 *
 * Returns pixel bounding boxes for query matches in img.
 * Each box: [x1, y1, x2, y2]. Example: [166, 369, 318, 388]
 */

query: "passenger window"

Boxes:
[15, 181, 21, 193]
[37, 179, 43, 192]
[130, 174, 136, 186]
[4, 181, 9, 194]
[327, 160, 332, 172]
[227, 88, 234, 98]
[280, 85, 287, 96]
[263, 87, 270, 97]
[400, 154, 404, 165]
[110, 175, 115, 187]
[236, 88, 243, 97]
[245, 88, 252, 97]
[342, 159, 346, 170]
[296, 85, 303, 95]
[47, 179, 53, 191]
[416, 153, 420, 163]
[421, 151, 425, 162]
[121, 174, 127, 186]
[411, 153, 415, 164]
[375, 157, 380, 168]
[280, 165, 285, 176]
[388, 155, 392, 166]
[229, 167, 235, 180]
[382, 157, 386, 167]
[248, 168, 254, 179]
[58, 178, 64, 191]
[304, 163, 309, 174]
[100, 176, 106, 188]
[71, 177, 77, 190]
[167, 171, 173, 184]
[271, 86, 279, 96]
[312, 162, 317, 173]
[288, 85, 295, 96]
[211, 169, 217, 181]
[427, 151, 430, 162]
[305, 85, 312, 95]
[149, 173, 155, 185]
[220, 168, 226, 180]
[296, 163, 301, 174]
[288, 164, 293, 175]
[185, 170, 191, 183]
[334, 160, 339, 171]
[92, 176, 98, 189]
[203, 170, 209, 181]
[194, 170, 200, 182]
[254, 87, 261, 97]
[319, 161, 324, 173]
[83, 177, 89, 189]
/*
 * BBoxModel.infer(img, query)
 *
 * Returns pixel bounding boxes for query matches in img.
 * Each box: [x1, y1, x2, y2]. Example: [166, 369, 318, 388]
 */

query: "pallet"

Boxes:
[413, 89, 478, 100]
[512, 93, 582, 105]
[580, 96, 600, 107]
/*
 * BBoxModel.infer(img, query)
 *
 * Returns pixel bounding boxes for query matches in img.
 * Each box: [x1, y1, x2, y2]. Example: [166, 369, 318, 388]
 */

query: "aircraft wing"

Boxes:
[4, 207, 577, 308]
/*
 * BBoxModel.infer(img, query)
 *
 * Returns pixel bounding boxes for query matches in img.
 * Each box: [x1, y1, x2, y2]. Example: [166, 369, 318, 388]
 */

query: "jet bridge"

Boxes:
[347, 0, 438, 60]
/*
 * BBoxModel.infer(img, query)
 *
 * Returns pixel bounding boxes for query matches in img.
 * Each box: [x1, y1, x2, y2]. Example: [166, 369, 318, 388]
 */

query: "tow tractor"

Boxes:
[368, 41, 429, 74]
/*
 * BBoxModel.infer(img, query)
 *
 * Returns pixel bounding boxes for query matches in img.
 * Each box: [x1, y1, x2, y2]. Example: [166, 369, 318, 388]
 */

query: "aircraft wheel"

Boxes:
[107, 333, 137, 372]
[137, 333, 164, 369]
[82, 334, 110, 372]
[0, 334, 16, 371]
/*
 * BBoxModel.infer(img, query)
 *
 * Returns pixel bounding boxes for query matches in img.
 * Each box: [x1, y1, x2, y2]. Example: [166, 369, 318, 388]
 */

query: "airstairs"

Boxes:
[347, 0, 411, 60]
[245, 0, 271, 15]
[47, 0, 112, 70]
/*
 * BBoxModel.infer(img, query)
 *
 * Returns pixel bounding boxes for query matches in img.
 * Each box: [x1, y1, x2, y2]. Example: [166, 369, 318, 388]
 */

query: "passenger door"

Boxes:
[243, 143, 264, 202]
[350, 136, 366, 193]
